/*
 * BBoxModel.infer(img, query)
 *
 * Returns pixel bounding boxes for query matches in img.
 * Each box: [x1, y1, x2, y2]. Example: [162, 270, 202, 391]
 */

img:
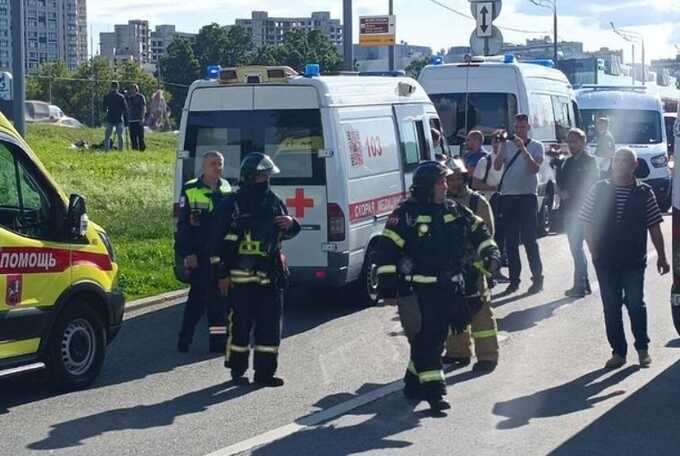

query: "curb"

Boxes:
[125, 288, 189, 313]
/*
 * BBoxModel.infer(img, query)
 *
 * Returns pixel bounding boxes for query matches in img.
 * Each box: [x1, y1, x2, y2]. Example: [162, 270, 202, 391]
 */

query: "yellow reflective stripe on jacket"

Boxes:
[382, 229, 405, 248]
[416, 215, 432, 223]
[408, 361, 418, 375]
[231, 276, 261, 284]
[255, 345, 279, 354]
[472, 216, 484, 231]
[444, 214, 457, 223]
[404, 275, 438, 284]
[473, 260, 492, 278]
[477, 239, 498, 256]
[419, 370, 445, 383]
[210, 256, 221, 265]
[472, 329, 497, 339]
[225, 233, 239, 241]
[209, 326, 227, 335]
[229, 344, 250, 353]
[377, 265, 397, 275]
[230, 270, 252, 277]
[185, 188, 214, 211]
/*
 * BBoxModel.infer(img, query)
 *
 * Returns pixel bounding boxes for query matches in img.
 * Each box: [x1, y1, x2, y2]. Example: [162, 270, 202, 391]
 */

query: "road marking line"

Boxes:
[206, 380, 406, 456]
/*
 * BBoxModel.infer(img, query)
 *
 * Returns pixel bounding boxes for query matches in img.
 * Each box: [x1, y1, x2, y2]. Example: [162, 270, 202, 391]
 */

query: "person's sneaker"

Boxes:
[254, 375, 285, 387]
[427, 398, 451, 413]
[527, 277, 544, 295]
[584, 281, 592, 295]
[564, 287, 586, 298]
[604, 354, 627, 369]
[504, 282, 520, 294]
[177, 340, 190, 353]
[638, 350, 652, 367]
[472, 360, 497, 374]
[442, 356, 471, 367]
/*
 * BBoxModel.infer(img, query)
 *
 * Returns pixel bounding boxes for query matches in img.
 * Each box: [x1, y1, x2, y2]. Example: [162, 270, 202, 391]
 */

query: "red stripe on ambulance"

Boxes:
[0, 247, 112, 274]
[348, 193, 406, 223]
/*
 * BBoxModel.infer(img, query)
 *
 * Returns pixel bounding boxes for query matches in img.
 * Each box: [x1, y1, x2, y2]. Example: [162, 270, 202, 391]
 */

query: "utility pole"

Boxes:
[343, 0, 353, 71]
[10, 0, 25, 137]
[388, 0, 395, 71]
[553, 1, 558, 63]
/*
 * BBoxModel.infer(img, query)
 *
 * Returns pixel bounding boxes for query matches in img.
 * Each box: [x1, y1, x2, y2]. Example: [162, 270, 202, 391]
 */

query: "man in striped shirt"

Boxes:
[579, 148, 669, 369]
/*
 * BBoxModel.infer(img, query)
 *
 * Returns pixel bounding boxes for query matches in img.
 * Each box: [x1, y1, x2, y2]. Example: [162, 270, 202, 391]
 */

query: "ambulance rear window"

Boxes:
[184, 109, 326, 186]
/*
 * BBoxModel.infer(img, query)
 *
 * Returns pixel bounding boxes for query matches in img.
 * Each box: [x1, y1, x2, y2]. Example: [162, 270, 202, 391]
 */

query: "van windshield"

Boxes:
[429, 93, 518, 145]
[184, 109, 326, 185]
[581, 109, 663, 145]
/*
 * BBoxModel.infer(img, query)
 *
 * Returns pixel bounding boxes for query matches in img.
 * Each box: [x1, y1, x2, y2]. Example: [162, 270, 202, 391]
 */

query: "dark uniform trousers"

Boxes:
[225, 284, 283, 377]
[179, 257, 226, 350]
[404, 287, 459, 399]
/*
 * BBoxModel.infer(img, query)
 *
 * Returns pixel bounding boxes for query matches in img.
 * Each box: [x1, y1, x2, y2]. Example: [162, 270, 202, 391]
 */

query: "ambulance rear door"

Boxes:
[183, 85, 328, 269]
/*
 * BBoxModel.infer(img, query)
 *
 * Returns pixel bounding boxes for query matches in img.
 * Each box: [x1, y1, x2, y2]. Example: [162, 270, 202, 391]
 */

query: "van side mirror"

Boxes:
[67, 194, 88, 238]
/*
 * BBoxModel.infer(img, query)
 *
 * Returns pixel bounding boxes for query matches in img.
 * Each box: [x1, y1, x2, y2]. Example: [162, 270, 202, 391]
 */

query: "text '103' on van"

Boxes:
[0, 113, 123, 390]
[174, 65, 446, 306]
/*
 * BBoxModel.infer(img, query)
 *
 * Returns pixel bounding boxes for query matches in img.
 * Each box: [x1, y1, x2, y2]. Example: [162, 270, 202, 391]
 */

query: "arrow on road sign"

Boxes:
[475, 2, 494, 38]
[480, 5, 490, 34]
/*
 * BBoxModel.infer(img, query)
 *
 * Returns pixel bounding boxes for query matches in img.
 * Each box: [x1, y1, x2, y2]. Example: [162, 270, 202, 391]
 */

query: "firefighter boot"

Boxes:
[403, 366, 420, 400]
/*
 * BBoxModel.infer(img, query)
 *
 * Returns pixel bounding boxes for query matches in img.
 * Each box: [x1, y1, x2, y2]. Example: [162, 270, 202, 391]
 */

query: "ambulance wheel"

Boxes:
[358, 246, 381, 307]
[46, 302, 106, 391]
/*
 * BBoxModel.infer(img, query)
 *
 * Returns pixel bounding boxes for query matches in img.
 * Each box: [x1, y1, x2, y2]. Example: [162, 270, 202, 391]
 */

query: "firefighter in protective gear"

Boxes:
[442, 158, 501, 373]
[211, 152, 301, 387]
[376, 161, 499, 413]
[176, 151, 232, 353]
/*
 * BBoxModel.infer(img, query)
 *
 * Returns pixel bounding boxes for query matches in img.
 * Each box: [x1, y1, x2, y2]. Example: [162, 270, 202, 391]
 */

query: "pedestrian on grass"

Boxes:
[127, 84, 147, 151]
[102, 81, 127, 151]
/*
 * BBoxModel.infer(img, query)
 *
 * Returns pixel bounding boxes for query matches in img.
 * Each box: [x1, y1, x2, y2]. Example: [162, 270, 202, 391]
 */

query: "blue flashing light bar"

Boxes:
[431, 56, 444, 65]
[206, 65, 221, 79]
[526, 59, 555, 68]
[504, 54, 516, 64]
[304, 64, 321, 77]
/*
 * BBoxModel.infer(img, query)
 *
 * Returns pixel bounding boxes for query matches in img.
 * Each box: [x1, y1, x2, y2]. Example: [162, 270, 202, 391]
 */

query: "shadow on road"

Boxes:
[0, 285, 363, 413]
[493, 366, 639, 430]
[550, 360, 680, 455]
[665, 338, 680, 348]
[497, 297, 578, 333]
[26, 380, 259, 451]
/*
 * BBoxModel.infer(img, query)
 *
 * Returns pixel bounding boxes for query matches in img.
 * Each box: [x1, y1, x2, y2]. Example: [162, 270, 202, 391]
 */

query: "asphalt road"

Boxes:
[2, 219, 679, 456]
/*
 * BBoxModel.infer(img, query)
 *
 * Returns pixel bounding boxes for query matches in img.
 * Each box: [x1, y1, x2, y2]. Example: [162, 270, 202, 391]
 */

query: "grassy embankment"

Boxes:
[26, 124, 183, 300]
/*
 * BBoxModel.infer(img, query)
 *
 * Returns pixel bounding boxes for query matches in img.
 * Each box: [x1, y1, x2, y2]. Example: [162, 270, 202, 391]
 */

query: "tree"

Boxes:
[224, 26, 254, 67]
[249, 46, 278, 66]
[160, 38, 201, 125]
[193, 23, 230, 69]
[405, 57, 431, 79]
[26, 60, 71, 106]
[65, 56, 116, 126]
[116, 61, 161, 100]
[274, 29, 342, 73]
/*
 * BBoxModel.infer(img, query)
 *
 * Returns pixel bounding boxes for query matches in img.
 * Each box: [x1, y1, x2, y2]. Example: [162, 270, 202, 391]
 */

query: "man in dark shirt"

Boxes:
[127, 84, 147, 151]
[580, 148, 669, 370]
[102, 81, 128, 151]
[557, 128, 599, 297]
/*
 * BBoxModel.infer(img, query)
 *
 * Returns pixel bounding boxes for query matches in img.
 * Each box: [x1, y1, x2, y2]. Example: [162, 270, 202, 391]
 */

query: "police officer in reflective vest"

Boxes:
[442, 158, 501, 373]
[176, 151, 232, 353]
[211, 152, 300, 387]
[375, 161, 499, 413]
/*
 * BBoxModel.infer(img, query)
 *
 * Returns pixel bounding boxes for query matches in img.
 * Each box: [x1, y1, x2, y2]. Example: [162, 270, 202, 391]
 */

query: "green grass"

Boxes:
[26, 124, 183, 300]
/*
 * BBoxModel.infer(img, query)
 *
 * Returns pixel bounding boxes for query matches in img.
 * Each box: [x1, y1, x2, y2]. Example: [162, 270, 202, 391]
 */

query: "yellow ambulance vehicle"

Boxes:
[0, 113, 123, 390]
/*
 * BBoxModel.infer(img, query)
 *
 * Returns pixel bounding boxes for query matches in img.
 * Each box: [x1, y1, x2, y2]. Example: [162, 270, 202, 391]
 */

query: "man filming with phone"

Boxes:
[493, 113, 545, 295]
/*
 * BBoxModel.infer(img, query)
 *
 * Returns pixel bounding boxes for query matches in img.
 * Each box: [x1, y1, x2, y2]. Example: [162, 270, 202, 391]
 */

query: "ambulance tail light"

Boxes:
[327, 203, 345, 242]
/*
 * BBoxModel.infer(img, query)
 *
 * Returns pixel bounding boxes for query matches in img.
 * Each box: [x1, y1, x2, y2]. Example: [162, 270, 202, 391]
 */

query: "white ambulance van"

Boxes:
[418, 56, 580, 233]
[576, 86, 672, 212]
[174, 65, 443, 305]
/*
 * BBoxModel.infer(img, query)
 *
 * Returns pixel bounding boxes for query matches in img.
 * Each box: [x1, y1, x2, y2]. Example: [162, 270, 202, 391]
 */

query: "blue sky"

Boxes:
[89, 0, 680, 63]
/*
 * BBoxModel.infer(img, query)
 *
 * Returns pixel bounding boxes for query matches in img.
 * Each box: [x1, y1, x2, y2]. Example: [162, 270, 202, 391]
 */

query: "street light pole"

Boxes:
[10, 0, 26, 137]
[553, 0, 558, 63]
[388, 0, 395, 71]
[611, 22, 645, 86]
[343, 0, 354, 71]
